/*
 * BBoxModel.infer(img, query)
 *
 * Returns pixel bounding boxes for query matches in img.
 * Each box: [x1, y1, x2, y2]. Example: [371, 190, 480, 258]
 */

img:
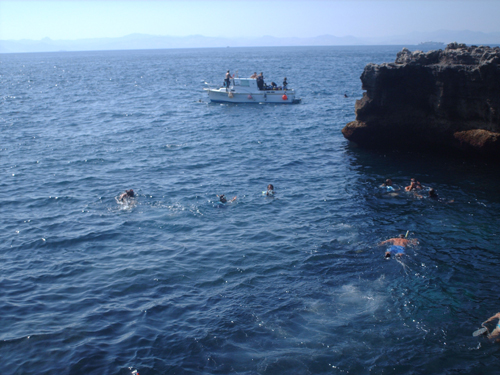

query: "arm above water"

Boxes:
[484, 312, 500, 324]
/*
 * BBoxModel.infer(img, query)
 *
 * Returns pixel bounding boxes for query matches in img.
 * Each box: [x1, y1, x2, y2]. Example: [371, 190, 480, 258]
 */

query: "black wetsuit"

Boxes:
[257, 76, 264, 90]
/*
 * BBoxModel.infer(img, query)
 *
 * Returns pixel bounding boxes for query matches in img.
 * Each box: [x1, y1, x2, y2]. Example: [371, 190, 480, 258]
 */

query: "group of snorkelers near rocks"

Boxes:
[224, 70, 288, 91]
[377, 177, 500, 341]
[117, 181, 499, 341]
[379, 177, 453, 202]
[377, 177, 454, 258]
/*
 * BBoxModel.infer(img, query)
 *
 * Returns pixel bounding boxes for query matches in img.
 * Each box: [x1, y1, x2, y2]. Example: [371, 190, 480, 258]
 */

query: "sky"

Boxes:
[1, 0, 500, 41]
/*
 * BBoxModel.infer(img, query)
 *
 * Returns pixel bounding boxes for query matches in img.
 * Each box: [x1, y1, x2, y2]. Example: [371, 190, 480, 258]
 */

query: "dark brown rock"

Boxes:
[342, 43, 500, 160]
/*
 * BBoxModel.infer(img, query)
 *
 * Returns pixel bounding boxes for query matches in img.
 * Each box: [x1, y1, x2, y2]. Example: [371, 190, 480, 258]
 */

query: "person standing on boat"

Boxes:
[283, 77, 288, 90]
[225, 70, 231, 91]
[257, 72, 264, 90]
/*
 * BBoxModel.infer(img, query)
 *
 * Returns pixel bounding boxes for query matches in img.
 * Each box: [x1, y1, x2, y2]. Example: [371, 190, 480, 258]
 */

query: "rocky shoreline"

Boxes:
[342, 43, 500, 160]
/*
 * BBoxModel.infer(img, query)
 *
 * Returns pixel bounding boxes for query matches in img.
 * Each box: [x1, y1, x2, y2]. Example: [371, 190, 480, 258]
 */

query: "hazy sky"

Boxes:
[1, 0, 499, 41]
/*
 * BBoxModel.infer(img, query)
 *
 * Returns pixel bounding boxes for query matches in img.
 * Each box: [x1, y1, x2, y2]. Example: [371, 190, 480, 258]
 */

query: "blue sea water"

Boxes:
[1, 46, 500, 375]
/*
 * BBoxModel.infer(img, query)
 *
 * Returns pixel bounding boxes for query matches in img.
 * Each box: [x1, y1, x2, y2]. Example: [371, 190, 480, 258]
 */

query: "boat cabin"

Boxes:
[230, 78, 259, 91]
[226, 77, 284, 92]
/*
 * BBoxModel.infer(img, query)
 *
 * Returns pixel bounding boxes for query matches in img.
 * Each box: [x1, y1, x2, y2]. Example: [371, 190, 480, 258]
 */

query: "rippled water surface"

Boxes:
[2, 46, 500, 375]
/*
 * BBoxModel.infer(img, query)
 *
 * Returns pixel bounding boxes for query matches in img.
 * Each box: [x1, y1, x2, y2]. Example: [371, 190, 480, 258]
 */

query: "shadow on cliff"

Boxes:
[342, 141, 500, 201]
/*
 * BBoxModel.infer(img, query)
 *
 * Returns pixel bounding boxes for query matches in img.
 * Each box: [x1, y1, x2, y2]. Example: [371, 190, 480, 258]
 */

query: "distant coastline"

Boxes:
[417, 41, 445, 48]
[1, 30, 500, 54]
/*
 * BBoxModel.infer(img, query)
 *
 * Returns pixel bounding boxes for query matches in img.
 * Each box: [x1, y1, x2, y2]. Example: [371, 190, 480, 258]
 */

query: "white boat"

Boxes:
[204, 77, 300, 104]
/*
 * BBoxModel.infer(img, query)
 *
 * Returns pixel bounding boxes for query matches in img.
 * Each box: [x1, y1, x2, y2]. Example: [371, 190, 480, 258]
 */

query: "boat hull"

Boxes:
[206, 89, 300, 104]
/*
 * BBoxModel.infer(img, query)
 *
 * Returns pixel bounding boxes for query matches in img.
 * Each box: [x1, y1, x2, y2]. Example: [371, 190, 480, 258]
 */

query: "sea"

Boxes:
[2, 46, 500, 375]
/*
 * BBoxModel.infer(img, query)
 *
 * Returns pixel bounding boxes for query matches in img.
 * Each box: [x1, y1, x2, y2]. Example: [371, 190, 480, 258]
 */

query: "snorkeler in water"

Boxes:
[217, 194, 236, 203]
[379, 234, 418, 258]
[481, 312, 500, 342]
[380, 179, 399, 192]
[428, 188, 438, 199]
[265, 184, 275, 196]
[119, 189, 135, 202]
[427, 188, 454, 203]
[405, 178, 416, 192]
[405, 178, 424, 192]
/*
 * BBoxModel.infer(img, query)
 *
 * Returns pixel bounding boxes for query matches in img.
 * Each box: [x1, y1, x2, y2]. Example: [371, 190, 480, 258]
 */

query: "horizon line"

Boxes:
[3, 29, 500, 43]
[0, 43, 480, 56]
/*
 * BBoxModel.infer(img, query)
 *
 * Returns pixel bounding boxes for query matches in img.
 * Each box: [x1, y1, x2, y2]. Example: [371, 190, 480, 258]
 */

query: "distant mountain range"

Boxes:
[1, 30, 500, 53]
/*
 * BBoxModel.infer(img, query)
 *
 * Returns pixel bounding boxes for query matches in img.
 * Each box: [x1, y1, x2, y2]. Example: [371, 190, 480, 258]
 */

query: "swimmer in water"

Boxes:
[119, 189, 135, 202]
[483, 312, 500, 342]
[405, 178, 416, 192]
[217, 194, 236, 203]
[266, 184, 275, 196]
[429, 188, 438, 199]
[427, 188, 454, 203]
[380, 178, 398, 192]
[405, 178, 423, 192]
[379, 234, 417, 258]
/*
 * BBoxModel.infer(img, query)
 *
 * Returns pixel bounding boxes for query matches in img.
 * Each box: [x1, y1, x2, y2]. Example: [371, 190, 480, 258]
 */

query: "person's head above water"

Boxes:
[405, 179, 417, 191]
[399, 234, 405, 238]
[429, 188, 438, 198]
[118, 189, 135, 202]
[217, 194, 236, 203]
[385, 179, 393, 186]
[267, 184, 274, 191]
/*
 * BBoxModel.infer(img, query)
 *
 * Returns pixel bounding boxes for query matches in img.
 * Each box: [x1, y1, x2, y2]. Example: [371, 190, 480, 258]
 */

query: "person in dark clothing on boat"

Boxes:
[283, 77, 288, 90]
[257, 72, 264, 90]
[225, 70, 231, 91]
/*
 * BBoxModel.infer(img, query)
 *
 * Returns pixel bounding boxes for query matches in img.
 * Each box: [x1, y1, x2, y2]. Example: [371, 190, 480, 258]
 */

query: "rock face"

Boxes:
[342, 43, 500, 160]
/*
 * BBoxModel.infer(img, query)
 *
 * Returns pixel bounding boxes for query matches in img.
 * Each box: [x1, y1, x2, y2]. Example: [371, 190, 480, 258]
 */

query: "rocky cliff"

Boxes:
[342, 43, 500, 159]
